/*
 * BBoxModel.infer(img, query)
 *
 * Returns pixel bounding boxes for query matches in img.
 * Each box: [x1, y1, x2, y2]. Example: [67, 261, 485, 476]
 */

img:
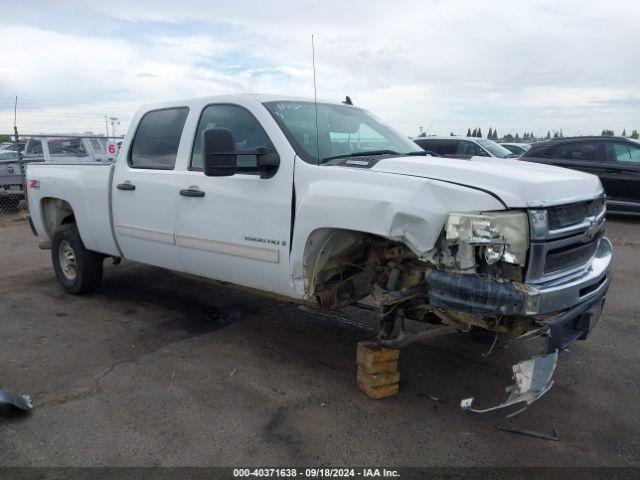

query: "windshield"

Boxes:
[263, 101, 423, 163]
[476, 138, 514, 158]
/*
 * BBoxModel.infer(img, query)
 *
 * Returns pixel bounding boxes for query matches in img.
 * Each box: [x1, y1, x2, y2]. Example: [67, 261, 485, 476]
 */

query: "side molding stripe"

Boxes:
[116, 224, 176, 245]
[176, 234, 279, 263]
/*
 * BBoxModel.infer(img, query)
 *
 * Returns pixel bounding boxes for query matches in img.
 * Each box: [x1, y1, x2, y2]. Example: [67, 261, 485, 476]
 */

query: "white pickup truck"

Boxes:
[26, 94, 612, 415]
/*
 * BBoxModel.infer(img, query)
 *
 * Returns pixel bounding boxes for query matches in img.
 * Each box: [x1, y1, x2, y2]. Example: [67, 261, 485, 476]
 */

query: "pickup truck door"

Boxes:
[111, 107, 189, 271]
[174, 103, 295, 297]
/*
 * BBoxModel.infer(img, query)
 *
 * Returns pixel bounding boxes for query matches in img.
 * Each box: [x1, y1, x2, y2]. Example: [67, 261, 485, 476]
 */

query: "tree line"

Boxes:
[416, 128, 640, 141]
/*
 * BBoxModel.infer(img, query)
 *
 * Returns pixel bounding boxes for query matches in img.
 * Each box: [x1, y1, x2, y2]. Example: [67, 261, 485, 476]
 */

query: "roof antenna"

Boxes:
[312, 34, 320, 165]
[343, 96, 353, 106]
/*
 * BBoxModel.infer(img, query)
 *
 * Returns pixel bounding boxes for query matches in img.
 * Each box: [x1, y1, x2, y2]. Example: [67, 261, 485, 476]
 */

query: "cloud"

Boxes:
[0, 0, 639, 136]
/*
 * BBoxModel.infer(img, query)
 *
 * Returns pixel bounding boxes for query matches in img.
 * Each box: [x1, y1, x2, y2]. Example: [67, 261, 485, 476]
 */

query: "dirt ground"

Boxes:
[0, 215, 639, 467]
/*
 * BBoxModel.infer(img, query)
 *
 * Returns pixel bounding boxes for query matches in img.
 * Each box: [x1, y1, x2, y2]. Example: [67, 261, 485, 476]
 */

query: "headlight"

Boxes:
[445, 211, 529, 266]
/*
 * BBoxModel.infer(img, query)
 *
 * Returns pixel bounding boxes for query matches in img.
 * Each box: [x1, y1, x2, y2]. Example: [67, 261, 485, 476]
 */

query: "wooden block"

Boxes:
[357, 368, 400, 388]
[357, 378, 399, 399]
[357, 360, 398, 374]
[357, 341, 400, 372]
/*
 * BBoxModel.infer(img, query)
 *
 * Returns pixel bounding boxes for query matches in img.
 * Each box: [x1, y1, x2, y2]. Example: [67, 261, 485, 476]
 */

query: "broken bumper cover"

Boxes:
[427, 236, 611, 351]
[461, 350, 558, 418]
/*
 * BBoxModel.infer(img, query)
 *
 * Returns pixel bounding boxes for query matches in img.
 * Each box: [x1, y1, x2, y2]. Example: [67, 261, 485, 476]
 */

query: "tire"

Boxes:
[51, 223, 104, 294]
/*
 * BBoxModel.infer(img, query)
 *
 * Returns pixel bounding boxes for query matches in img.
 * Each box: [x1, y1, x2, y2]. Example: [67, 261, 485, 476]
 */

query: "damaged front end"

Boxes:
[303, 203, 611, 416]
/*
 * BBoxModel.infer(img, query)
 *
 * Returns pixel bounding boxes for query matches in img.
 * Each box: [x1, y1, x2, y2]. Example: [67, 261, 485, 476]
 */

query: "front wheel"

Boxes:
[51, 223, 104, 294]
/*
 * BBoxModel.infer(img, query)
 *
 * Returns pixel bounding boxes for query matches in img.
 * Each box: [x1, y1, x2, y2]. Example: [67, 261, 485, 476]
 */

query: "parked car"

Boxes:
[0, 141, 25, 153]
[522, 136, 640, 214]
[501, 143, 532, 156]
[0, 152, 23, 209]
[413, 136, 516, 158]
[22, 136, 116, 163]
[26, 94, 611, 416]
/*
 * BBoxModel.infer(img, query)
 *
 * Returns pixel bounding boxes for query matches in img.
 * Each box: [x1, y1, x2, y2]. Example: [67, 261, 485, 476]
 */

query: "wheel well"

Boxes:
[303, 228, 416, 307]
[41, 197, 75, 239]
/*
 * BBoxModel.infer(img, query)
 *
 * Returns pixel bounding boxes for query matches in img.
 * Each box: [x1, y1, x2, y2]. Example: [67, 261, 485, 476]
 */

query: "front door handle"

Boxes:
[179, 188, 205, 198]
[117, 183, 136, 191]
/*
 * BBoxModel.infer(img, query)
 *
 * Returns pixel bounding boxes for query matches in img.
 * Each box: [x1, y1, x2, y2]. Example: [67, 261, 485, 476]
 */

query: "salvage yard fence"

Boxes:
[0, 133, 123, 229]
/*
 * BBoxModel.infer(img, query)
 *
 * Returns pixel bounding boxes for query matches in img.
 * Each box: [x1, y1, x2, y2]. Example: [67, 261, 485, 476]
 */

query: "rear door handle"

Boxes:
[117, 183, 136, 191]
[179, 188, 205, 198]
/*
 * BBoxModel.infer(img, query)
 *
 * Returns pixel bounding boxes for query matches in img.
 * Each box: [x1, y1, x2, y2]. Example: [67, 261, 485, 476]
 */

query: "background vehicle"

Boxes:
[25, 94, 611, 414]
[0, 153, 23, 209]
[522, 136, 640, 214]
[414, 136, 516, 158]
[0, 141, 25, 154]
[501, 143, 532, 156]
[22, 136, 116, 163]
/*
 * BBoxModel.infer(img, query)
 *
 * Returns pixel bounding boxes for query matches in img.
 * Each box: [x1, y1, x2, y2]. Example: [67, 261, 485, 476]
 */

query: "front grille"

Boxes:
[544, 236, 600, 274]
[526, 196, 605, 283]
[547, 197, 605, 230]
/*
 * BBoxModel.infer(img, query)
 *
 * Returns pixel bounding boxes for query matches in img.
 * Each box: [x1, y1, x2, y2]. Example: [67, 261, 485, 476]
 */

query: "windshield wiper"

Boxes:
[319, 149, 401, 164]
[404, 151, 429, 156]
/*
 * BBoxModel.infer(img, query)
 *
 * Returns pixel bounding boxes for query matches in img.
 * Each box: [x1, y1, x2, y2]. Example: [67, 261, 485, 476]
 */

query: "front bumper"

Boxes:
[525, 236, 611, 316]
[427, 235, 612, 349]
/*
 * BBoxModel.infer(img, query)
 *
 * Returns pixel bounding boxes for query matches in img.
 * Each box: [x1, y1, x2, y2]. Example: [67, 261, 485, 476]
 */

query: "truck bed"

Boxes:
[26, 162, 120, 257]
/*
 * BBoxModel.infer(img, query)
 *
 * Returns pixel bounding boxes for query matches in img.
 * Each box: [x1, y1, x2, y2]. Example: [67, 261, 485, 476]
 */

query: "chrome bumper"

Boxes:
[524, 236, 612, 315]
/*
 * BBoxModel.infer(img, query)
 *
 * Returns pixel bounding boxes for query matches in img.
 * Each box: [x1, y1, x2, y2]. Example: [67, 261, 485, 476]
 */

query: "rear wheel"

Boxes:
[51, 223, 103, 294]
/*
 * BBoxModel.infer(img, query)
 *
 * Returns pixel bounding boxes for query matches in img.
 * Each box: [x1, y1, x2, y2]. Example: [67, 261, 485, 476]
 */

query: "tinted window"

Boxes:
[524, 144, 552, 158]
[456, 141, 481, 156]
[548, 142, 600, 161]
[130, 107, 189, 169]
[26, 139, 43, 155]
[48, 138, 87, 157]
[415, 139, 457, 156]
[191, 104, 271, 170]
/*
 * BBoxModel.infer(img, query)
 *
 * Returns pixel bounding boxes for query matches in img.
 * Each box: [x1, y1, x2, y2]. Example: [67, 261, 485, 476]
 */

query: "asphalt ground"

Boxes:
[0, 214, 638, 467]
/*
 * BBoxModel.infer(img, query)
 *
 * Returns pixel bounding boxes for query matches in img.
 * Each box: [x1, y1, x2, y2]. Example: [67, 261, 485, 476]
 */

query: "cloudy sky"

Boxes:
[0, 0, 638, 138]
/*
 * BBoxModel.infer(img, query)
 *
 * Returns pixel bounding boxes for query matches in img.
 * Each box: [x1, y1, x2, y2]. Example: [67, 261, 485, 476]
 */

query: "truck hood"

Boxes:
[371, 156, 603, 208]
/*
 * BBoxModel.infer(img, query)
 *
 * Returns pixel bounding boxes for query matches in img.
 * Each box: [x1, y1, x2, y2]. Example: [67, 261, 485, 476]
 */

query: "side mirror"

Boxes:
[203, 128, 238, 177]
[202, 127, 280, 178]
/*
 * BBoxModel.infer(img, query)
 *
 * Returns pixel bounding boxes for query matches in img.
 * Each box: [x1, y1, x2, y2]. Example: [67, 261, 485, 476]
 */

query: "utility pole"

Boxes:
[105, 114, 109, 137]
[109, 116, 120, 138]
[13, 96, 23, 180]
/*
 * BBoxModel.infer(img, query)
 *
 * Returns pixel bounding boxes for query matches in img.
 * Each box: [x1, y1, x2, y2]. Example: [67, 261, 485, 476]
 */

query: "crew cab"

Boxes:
[26, 94, 612, 415]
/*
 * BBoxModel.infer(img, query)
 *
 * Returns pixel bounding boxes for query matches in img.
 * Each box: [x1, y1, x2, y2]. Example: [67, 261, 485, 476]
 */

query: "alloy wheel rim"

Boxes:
[58, 240, 77, 280]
